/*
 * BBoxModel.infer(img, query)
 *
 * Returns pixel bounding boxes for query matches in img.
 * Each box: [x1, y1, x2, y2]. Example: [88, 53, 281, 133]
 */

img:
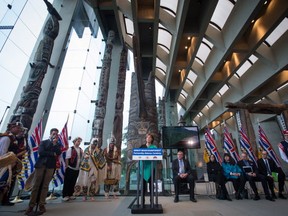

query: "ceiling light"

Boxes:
[185, 46, 188, 49]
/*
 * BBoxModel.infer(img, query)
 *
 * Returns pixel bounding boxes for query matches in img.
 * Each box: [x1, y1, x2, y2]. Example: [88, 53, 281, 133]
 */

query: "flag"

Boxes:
[52, 121, 69, 187]
[17, 119, 43, 190]
[239, 127, 257, 165]
[203, 147, 210, 163]
[223, 126, 240, 163]
[204, 128, 222, 163]
[258, 125, 281, 167]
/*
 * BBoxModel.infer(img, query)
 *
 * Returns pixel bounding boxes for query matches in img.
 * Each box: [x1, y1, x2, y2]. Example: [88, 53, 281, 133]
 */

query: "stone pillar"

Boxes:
[92, 30, 115, 146]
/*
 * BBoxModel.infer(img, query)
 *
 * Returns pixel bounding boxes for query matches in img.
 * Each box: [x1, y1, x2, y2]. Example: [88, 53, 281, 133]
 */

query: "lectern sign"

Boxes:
[132, 148, 163, 160]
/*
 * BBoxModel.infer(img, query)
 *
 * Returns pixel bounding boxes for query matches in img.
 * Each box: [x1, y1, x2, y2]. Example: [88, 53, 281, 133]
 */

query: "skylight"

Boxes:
[265, 17, 288, 46]
[218, 84, 229, 95]
[210, 0, 235, 30]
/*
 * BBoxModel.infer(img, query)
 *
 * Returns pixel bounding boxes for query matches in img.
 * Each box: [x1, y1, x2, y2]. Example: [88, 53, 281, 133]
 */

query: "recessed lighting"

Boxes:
[188, 37, 191, 40]
[185, 46, 188, 49]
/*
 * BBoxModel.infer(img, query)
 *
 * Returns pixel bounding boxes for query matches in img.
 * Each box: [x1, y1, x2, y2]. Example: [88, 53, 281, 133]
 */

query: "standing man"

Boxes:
[25, 128, 62, 215]
[172, 149, 196, 203]
[0, 121, 23, 206]
[62, 137, 83, 201]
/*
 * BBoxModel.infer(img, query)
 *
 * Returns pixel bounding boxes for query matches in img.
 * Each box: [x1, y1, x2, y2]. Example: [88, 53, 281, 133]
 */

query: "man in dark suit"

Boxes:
[25, 128, 62, 215]
[237, 152, 274, 201]
[257, 150, 287, 200]
[172, 149, 196, 203]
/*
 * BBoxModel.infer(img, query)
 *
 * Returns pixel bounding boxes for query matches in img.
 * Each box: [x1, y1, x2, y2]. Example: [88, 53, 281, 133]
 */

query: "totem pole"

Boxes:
[112, 47, 128, 150]
[92, 31, 115, 146]
[9, 0, 62, 130]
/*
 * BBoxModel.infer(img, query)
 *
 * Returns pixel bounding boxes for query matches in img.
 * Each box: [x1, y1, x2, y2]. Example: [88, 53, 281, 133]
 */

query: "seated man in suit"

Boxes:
[172, 149, 196, 203]
[237, 152, 274, 201]
[257, 150, 287, 200]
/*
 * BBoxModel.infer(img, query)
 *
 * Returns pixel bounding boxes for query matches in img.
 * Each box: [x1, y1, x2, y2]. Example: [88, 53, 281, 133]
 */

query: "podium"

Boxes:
[131, 148, 163, 214]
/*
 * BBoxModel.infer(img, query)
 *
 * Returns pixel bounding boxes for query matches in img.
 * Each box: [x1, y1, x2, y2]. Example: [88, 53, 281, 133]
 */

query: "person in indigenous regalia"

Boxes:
[278, 130, 288, 163]
[0, 121, 23, 206]
[103, 137, 121, 199]
[62, 137, 83, 201]
[276, 130, 288, 199]
[74, 138, 105, 201]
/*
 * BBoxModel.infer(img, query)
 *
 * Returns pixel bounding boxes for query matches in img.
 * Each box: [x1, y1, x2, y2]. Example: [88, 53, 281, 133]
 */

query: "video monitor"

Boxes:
[162, 126, 200, 149]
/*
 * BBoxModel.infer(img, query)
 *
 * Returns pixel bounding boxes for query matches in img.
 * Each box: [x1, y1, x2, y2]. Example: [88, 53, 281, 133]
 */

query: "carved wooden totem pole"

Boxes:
[9, 0, 62, 130]
[112, 47, 128, 150]
[125, 71, 160, 192]
[92, 31, 115, 146]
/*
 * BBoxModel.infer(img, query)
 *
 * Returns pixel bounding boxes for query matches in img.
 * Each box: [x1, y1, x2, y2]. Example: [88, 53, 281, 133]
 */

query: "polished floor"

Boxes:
[1, 183, 287, 216]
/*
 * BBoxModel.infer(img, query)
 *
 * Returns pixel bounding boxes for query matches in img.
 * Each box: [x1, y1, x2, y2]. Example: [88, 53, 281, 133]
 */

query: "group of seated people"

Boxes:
[171, 149, 287, 203]
[207, 151, 287, 201]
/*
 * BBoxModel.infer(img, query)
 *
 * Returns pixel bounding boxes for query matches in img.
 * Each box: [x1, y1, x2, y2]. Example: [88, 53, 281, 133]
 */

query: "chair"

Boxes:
[204, 173, 216, 196]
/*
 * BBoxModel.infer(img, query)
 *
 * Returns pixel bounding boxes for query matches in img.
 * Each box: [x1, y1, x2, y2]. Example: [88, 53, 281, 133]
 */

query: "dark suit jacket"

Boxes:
[237, 159, 259, 175]
[35, 139, 62, 169]
[172, 158, 192, 179]
[257, 158, 277, 176]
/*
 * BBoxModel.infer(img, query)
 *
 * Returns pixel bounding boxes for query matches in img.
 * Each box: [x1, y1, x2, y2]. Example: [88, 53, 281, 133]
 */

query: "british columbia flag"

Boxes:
[205, 128, 222, 163]
[224, 126, 240, 163]
[17, 118, 43, 190]
[239, 127, 257, 165]
[52, 121, 69, 187]
[258, 125, 281, 167]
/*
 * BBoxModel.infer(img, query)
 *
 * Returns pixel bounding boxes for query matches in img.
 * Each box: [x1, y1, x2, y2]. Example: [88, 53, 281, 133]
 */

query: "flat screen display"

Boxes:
[162, 126, 200, 149]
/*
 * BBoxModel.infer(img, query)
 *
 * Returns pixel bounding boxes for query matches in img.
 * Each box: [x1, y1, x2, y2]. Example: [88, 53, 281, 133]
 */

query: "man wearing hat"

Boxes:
[0, 121, 23, 206]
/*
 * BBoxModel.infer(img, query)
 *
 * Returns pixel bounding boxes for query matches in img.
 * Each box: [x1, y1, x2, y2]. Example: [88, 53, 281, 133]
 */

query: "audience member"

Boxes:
[257, 150, 286, 200]
[238, 152, 274, 201]
[62, 137, 83, 201]
[222, 153, 245, 200]
[207, 154, 231, 201]
[25, 128, 62, 215]
[172, 149, 197, 203]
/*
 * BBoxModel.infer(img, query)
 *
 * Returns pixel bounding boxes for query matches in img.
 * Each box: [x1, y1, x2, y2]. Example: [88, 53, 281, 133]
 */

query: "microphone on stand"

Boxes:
[0, 105, 10, 127]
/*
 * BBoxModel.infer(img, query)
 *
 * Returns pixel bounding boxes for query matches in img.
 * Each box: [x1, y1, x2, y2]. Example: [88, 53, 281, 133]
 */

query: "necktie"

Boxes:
[179, 160, 184, 173]
[265, 159, 271, 175]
